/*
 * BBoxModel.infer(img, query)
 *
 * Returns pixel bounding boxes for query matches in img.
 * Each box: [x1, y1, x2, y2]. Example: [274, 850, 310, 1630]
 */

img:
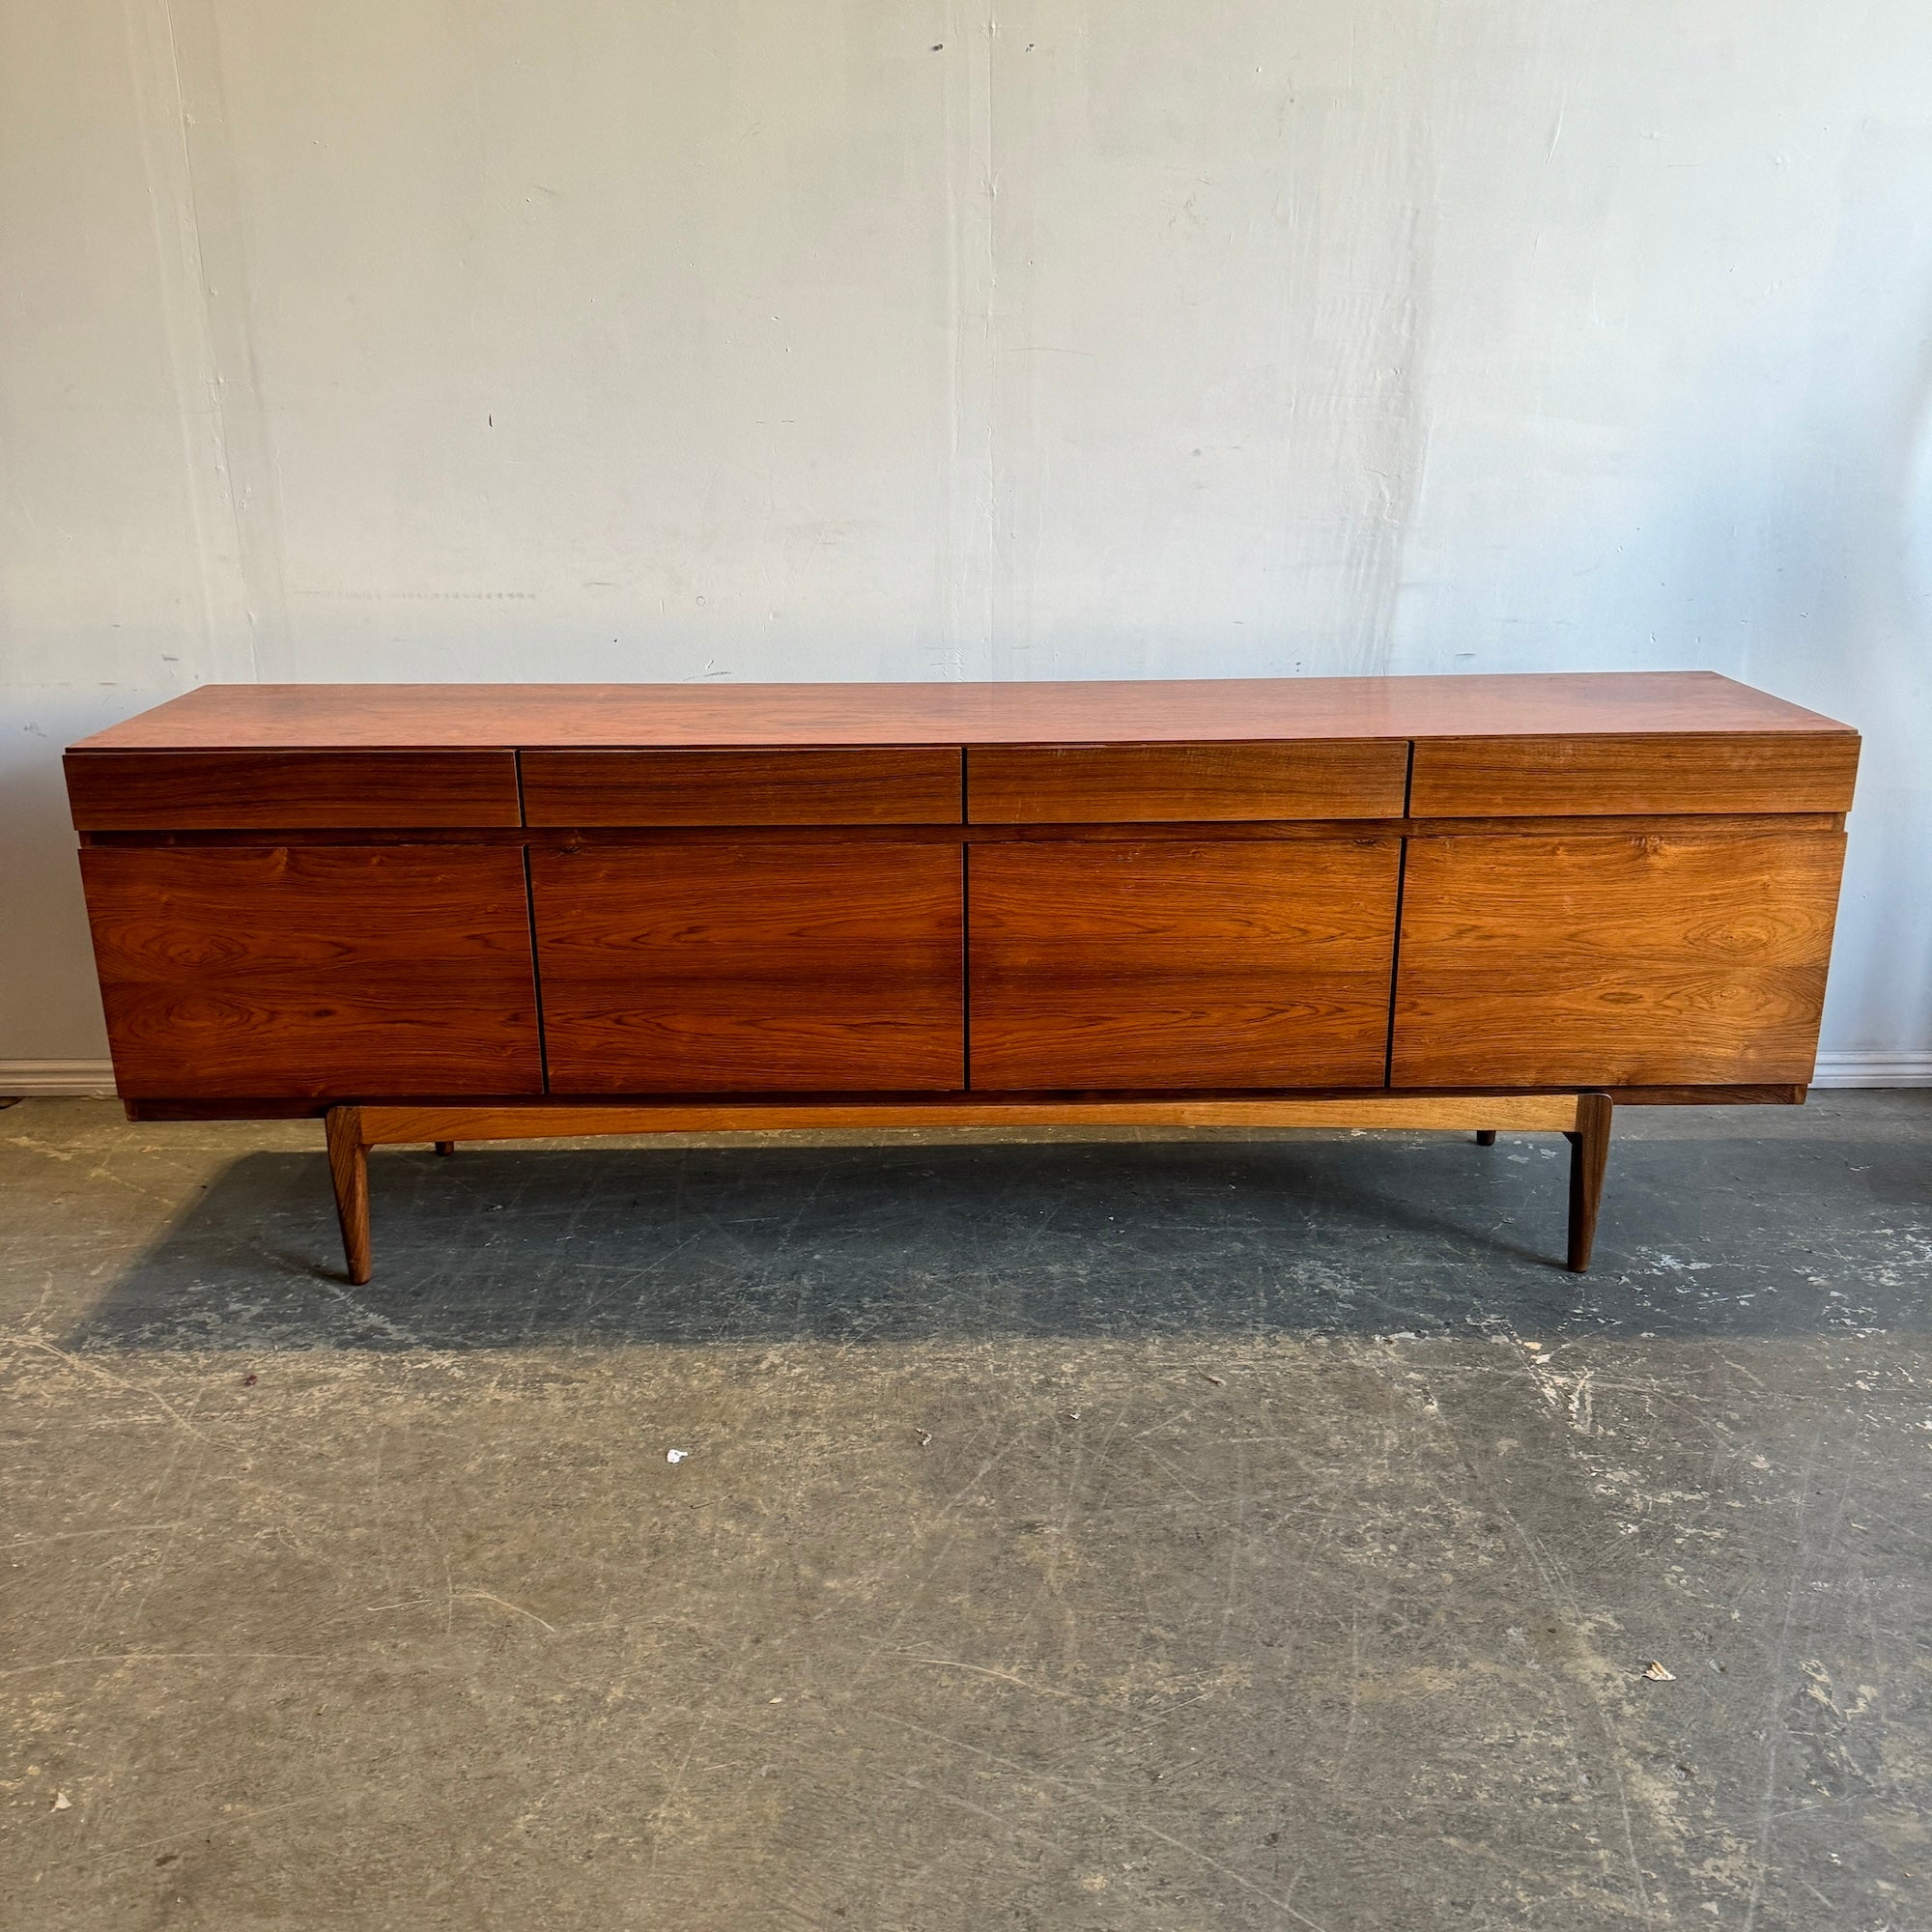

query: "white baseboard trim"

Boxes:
[4, 1055, 1930, 1097]
[0, 1060, 118, 1096]
[1809, 1053, 1932, 1089]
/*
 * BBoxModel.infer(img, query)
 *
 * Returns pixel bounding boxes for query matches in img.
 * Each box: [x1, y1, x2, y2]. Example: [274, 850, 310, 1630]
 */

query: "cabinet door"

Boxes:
[530, 843, 964, 1092]
[967, 839, 1400, 1090]
[1390, 828, 1846, 1087]
[80, 846, 543, 1098]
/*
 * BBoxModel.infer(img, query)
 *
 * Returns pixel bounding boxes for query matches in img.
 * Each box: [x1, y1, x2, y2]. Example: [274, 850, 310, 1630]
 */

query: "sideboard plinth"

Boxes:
[321, 1092, 1614, 1287]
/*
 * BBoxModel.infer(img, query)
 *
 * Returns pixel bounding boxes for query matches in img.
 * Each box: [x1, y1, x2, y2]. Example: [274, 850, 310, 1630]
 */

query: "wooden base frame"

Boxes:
[321, 1093, 1614, 1287]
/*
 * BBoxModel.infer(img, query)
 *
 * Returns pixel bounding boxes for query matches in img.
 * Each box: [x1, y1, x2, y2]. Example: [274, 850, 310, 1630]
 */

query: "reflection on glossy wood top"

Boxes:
[71, 671, 1853, 752]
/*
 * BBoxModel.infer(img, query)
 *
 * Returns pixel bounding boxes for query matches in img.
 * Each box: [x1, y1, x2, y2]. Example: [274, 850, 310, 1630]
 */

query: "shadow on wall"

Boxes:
[64, 1130, 1930, 1352]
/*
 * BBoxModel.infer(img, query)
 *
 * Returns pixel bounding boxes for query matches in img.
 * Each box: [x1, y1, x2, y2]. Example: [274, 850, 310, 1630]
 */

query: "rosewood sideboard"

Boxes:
[65, 673, 1859, 1282]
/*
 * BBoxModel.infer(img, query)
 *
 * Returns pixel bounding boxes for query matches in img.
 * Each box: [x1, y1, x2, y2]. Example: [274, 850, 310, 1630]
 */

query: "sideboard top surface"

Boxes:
[71, 671, 1853, 753]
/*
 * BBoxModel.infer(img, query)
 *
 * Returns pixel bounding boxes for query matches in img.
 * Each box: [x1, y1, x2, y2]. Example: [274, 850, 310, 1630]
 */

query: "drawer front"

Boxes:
[1407, 731, 1859, 818]
[78, 846, 543, 1098]
[521, 748, 962, 826]
[968, 839, 1400, 1090]
[966, 741, 1407, 823]
[65, 750, 523, 830]
[1390, 828, 1846, 1087]
[531, 843, 964, 1092]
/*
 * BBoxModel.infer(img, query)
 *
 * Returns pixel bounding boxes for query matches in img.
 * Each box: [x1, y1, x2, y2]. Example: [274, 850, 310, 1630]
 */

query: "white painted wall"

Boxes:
[4, 0, 1929, 1080]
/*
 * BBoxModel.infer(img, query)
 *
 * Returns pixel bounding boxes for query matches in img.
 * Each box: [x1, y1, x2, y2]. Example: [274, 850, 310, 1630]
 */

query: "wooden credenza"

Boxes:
[66, 673, 1859, 1280]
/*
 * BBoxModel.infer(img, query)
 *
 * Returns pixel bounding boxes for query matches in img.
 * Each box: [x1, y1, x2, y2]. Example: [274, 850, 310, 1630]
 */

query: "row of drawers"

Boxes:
[66, 732, 1858, 831]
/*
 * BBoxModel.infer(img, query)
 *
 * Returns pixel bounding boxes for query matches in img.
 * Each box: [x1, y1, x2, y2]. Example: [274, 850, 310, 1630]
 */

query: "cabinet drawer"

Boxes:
[966, 741, 1406, 823]
[65, 750, 523, 829]
[521, 748, 962, 826]
[1407, 732, 1859, 818]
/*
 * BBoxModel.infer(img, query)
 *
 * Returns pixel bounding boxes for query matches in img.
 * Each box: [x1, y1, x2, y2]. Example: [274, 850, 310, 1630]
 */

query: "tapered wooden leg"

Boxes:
[435, 1141, 455, 1156]
[1475, 1129, 1497, 1147]
[326, 1105, 373, 1285]
[1565, 1092, 1613, 1273]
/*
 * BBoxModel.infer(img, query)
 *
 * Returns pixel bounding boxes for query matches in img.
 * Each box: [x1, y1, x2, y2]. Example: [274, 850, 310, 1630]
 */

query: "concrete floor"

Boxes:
[3, 1094, 1929, 1930]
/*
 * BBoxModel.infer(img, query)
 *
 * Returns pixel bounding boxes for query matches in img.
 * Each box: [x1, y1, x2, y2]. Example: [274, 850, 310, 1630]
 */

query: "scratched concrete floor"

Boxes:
[3, 1094, 1930, 1931]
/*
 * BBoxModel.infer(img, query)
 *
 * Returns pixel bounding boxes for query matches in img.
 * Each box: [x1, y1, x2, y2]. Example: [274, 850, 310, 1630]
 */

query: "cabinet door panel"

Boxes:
[1391, 829, 1845, 1087]
[80, 847, 543, 1098]
[968, 840, 1399, 1090]
[531, 844, 963, 1092]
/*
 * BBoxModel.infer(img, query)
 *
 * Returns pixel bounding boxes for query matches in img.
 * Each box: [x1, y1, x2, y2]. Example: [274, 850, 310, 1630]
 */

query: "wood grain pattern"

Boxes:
[968, 840, 1401, 1091]
[530, 843, 964, 1092]
[79, 847, 544, 1098]
[521, 747, 961, 825]
[358, 1094, 1586, 1144]
[71, 671, 1853, 752]
[966, 741, 1407, 822]
[65, 750, 522, 829]
[1408, 731, 1859, 817]
[1391, 829, 1847, 1087]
